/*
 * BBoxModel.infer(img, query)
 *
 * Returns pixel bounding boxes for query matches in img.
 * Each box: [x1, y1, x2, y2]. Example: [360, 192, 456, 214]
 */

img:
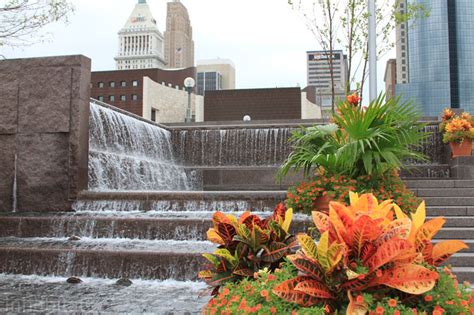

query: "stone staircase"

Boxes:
[405, 179, 474, 282]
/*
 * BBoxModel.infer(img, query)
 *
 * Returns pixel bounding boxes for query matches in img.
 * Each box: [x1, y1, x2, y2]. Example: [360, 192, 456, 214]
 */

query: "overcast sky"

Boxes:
[1, 0, 394, 96]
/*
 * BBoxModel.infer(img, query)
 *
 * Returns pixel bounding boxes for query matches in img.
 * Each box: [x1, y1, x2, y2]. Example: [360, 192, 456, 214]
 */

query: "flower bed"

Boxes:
[200, 194, 474, 314]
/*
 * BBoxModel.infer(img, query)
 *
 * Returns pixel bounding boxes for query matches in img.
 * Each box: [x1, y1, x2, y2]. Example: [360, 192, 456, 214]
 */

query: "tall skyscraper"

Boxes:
[164, 0, 195, 68]
[306, 50, 348, 89]
[397, 0, 474, 116]
[396, 0, 409, 84]
[196, 59, 236, 95]
[115, 0, 166, 70]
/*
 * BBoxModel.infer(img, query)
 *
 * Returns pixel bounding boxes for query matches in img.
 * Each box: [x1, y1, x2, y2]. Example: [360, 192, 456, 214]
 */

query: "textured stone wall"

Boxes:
[0, 55, 91, 212]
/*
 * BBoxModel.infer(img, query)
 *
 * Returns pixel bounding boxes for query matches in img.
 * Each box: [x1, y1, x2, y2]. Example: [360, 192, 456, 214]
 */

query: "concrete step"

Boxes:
[434, 228, 474, 240]
[424, 197, 474, 207]
[0, 212, 312, 241]
[426, 206, 474, 216]
[415, 188, 474, 197]
[451, 267, 474, 284]
[75, 191, 287, 212]
[428, 216, 474, 227]
[405, 179, 474, 189]
[0, 237, 212, 281]
[446, 253, 474, 267]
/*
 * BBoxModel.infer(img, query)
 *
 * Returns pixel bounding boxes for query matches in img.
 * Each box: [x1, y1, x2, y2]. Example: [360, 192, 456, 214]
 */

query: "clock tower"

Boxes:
[115, 0, 166, 70]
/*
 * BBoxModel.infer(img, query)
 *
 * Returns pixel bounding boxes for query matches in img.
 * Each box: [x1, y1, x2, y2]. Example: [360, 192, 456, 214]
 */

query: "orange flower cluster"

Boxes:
[441, 108, 455, 121]
[445, 117, 472, 133]
[347, 92, 361, 106]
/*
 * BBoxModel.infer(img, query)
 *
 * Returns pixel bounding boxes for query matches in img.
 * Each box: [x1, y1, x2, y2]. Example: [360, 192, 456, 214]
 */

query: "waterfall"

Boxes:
[172, 127, 294, 166]
[88, 103, 194, 191]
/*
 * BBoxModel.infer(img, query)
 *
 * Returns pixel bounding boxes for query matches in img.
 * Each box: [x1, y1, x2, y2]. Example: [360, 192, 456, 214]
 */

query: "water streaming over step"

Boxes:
[172, 128, 294, 166]
[88, 103, 195, 191]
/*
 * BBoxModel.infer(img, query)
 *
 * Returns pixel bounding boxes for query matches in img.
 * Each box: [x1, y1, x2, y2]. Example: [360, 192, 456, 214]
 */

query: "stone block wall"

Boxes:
[0, 56, 91, 212]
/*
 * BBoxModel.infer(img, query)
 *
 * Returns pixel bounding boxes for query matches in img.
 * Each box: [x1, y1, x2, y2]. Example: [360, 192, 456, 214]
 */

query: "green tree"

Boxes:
[288, 0, 429, 102]
[0, 0, 74, 48]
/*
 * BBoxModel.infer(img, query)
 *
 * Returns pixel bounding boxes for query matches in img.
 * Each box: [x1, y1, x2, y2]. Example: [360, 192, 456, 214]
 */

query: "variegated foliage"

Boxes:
[199, 203, 297, 295]
[273, 193, 468, 314]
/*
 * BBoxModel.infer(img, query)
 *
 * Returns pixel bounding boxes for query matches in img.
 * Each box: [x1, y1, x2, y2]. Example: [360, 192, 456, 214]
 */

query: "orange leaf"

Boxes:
[312, 211, 330, 233]
[365, 238, 412, 272]
[376, 264, 439, 295]
[432, 240, 468, 266]
[294, 279, 334, 299]
[377, 218, 412, 245]
[415, 218, 446, 251]
[350, 215, 381, 259]
[347, 291, 368, 315]
[207, 228, 224, 245]
[272, 276, 322, 307]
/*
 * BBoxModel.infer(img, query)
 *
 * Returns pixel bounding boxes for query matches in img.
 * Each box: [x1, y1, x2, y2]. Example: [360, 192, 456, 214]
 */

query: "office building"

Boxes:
[397, 0, 474, 116]
[307, 50, 348, 90]
[164, 0, 195, 68]
[196, 59, 236, 95]
[115, 0, 166, 70]
[396, 0, 409, 84]
[384, 59, 397, 99]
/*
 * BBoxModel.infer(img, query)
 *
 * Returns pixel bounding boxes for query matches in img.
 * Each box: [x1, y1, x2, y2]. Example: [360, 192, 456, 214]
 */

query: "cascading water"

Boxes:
[88, 103, 194, 191]
[172, 127, 294, 166]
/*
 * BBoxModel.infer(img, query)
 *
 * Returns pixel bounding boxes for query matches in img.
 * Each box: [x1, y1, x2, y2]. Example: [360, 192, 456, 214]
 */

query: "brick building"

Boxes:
[91, 67, 196, 117]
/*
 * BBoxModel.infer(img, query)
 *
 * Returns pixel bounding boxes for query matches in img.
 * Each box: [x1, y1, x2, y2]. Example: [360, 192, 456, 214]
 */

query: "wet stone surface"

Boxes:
[0, 274, 209, 314]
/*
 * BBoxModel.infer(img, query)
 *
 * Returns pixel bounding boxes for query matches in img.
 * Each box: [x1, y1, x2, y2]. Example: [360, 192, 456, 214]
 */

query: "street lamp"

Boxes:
[368, 0, 377, 102]
[184, 77, 195, 123]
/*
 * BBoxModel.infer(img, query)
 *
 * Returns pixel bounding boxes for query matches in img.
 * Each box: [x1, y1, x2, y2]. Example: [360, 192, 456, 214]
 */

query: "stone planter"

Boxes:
[450, 139, 473, 158]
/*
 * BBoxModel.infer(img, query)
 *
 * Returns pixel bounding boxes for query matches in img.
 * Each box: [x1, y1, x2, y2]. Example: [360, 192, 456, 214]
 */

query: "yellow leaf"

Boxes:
[297, 233, 318, 260]
[282, 208, 293, 233]
[327, 243, 344, 272]
[411, 201, 426, 232]
[349, 192, 359, 206]
[207, 228, 224, 245]
[393, 204, 408, 220]
[317, 231, 330, 272]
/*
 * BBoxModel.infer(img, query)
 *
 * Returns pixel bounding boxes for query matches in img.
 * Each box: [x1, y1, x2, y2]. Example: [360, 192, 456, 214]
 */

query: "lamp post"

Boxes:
[184, 77, 195, 123]
[368, 0, 377, 102]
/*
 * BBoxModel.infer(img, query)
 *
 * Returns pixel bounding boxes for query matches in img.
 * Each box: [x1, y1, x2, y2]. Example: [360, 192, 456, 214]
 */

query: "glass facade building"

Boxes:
[197, 71, 223, 95]
[396, 0, 474, 116]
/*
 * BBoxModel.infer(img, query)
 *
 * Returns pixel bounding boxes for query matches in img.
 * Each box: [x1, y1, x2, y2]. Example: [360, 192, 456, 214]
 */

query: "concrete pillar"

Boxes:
[0, 55, 91, 212]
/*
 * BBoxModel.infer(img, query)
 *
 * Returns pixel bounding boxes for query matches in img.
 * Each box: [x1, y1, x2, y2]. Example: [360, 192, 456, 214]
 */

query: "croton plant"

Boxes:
[201, 193, 472, 314]
[198, 204, 297, 295]
[273, 193, 468, 313]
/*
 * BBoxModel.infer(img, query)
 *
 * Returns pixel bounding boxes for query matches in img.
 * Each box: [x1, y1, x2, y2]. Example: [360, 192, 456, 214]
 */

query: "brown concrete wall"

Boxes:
[204, 88, 302, 121]
[0, 55, 91, 212]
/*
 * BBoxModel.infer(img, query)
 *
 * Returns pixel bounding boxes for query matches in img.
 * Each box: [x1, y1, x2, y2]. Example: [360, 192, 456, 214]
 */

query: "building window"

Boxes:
[132, 94, 138, 101]
[151, 109, 157, 122]
[109, 81, 115, 88]
[121, 81, 127, 87]
[98, 82, 104, 88]
[109, 95, 115, 102]
[98, 96, 104, 102]
[132, 80, 139, 87]
[120, 95, 126, 101]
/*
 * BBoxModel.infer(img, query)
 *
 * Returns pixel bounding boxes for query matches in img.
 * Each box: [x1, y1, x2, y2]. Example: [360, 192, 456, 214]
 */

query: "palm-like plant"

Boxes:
[278, 94, 427, 179]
